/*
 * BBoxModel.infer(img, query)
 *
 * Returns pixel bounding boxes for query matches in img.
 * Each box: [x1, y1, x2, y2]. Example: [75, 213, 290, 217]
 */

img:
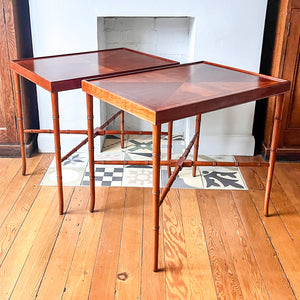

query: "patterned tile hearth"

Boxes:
[40, 135, 247, 190]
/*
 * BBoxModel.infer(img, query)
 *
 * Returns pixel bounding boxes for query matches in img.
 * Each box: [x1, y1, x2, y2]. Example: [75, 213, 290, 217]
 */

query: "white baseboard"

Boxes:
[37, 134, 104, 155]
[186, 134, 255, 156]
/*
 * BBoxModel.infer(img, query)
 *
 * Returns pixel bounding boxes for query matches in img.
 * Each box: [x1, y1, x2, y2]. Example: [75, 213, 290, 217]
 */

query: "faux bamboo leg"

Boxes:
[152, 124, 161, 272]
[192, 114, 201, 177]
[120, 110, 125, 148]
[51, 92, 64, 215]
[13, 72, 26, 175]
[167, 122, 173, 177]
[87, 94, 95, 212]
[264, 94, 285, 216]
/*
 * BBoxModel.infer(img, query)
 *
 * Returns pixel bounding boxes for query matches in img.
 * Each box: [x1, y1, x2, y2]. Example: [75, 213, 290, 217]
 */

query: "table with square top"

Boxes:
[82, 61, 290, 271]
[10, 48, 178, 214]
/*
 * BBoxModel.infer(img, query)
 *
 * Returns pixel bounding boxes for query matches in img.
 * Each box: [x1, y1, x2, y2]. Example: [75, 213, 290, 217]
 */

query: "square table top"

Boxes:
[82, 61, 290, 125]
[10, 48, 178, 92]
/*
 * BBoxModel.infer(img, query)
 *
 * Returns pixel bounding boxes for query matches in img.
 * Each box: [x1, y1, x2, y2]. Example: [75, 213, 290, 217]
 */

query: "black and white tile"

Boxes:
[40, 153, 88, 186]
[41, 136, 247, 190]
[81, 165, 124, 187]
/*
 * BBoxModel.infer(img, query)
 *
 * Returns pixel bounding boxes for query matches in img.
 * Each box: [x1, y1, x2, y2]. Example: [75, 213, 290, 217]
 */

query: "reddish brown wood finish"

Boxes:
[82, 61, 290, 125]
[13, 72, 26, 175]
[167, 122, 173, 177]
[152, 124, 161, 272]
[92, 160, 269, 168]
[86, 94, 95, 213]
[264, 94, 285, 216]
[192, 114, 201, 177]
[50, 92, 63, 215]
[10, 48, 178, 92]
[120, 110, 125, 148]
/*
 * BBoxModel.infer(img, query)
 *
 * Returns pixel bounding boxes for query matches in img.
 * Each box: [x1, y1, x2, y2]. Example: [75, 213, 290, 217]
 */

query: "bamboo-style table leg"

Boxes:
[152, 124, 161, 272]
[87, 94, 96, 212]
[120, 110, 125, 148]
[167, 122, 173, 177]
[13, 72, 26, 175]
[264, 94, 285, 216]
[51, 92, 64, 215]
[192, 114, 201, 177]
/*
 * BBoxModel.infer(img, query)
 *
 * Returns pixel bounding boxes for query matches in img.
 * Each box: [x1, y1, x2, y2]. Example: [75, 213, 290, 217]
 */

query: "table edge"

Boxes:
[82, 61, 291, 125]
[9, 48, 179, 92]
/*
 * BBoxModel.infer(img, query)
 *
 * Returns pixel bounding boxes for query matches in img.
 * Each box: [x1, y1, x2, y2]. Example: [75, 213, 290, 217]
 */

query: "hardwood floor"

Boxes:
[0, 153, 299, 299]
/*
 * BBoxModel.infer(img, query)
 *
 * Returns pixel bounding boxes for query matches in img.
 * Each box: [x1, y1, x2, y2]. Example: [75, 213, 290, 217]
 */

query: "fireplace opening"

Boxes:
[97, 16, 195, 136]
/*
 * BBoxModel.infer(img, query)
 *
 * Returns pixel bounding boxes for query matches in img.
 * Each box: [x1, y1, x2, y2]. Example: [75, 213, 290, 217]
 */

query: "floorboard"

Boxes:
[0, 154, 299, 299]
[89, 187, 126, 300]
[115, 187, 144, 300]
[163, 189, 192, 299]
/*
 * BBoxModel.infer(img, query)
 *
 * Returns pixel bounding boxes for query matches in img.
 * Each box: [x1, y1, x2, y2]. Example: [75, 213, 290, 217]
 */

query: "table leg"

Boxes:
[87, 94, 95, 212]
[192, 114, 201, 177]
[264, 94, 285, 216]
[167, 122, 173, 177]
[13, 72, 26, 175]
[120, 110, 125, 148]
[51, 92, 64, 215]
[152, 124, 161, 272]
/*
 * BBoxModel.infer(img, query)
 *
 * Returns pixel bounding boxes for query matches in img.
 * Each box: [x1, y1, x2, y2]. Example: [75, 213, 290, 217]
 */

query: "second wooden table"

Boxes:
[82, 61, 290, 271]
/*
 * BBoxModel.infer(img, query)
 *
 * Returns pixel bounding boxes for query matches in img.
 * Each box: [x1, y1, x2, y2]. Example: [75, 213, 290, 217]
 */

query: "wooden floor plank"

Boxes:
[273, 163, 300, 214]
[9, 186, 74, 300]
[250, 190, 300, 298]
[62, 187, 108, 300]
[179, 189, 217, 299]
[35, 187, 90, 300]
[163, 189, 192, 299]
[215, 190, 269, 299]
[196, 190, 244, 299]
[233, 190, 296, 300]
[250, 163, 282, 192]
[0, 155, 299, 300]
[0, 154, 45, 224]
[0, 154, 52, 265]
[234, 156, 266, 191]
[115, 187, 144, 300]
[270, 188, 300, 246]
[253, 163, 300, 253]
[89, 187, 126, 300]
[141, 188, 166, 300]
[0, 186, 58, 299]
[0, 158, 21, 199]
[290, 163, 300, 186]
[239, 167, 265, 191]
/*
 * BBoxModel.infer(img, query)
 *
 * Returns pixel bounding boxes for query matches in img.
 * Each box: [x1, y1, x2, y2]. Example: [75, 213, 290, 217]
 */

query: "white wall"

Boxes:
[28, 0, 267, 155]
[28, 1, 101, 154]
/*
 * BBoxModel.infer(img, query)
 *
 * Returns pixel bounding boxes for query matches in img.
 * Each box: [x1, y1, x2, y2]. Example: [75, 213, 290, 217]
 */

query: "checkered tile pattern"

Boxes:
[41, 135, 247, 190]
[81, 166, 123, 187]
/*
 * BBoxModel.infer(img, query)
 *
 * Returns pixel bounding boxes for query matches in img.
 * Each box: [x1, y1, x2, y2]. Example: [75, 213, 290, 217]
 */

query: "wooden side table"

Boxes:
[10, 48, 178, 214]
[82, 61, 290, 271]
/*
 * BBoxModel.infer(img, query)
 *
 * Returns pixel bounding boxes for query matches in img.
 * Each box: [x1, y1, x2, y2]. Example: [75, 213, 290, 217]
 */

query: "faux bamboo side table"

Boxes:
[10, 48, 178, 214]
[82, 61, 290, 271]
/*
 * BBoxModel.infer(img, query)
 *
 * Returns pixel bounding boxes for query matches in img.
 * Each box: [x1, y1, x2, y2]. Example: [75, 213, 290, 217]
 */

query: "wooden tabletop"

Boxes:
[82, 61, 290, 125]
[10, 48, 178, 92]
